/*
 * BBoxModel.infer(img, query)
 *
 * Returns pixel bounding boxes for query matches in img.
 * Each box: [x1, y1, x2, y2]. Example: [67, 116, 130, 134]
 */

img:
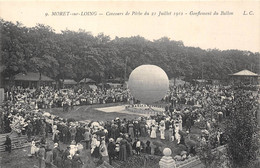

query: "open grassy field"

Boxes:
[44, 103, 146, 122]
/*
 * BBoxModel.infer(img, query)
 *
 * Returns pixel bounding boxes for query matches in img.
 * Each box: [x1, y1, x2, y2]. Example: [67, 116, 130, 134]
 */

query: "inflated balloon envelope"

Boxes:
[128, 64, 169, 104]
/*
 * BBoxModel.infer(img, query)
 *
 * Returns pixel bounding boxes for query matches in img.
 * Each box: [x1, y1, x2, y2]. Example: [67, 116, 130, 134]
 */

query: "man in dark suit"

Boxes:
[45, 147, 53, 168]
[52, 143, 61, 162]
[62, 146, 70, 161]
[38, 144, 46, 168]
[4, 135, 11, 153]
[107, 138, 116, 165]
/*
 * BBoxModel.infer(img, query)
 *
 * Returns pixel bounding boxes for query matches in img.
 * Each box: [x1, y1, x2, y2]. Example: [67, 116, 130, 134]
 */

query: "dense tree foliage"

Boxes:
[1, 19, 260, 83]
[224, 88, 259, 168]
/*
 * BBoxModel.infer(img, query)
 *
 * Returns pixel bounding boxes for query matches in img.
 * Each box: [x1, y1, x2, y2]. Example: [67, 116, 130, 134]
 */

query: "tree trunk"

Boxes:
[9, 75, 15, 92]
[38, 72, 42, 90]
[62, 76, 65, 89]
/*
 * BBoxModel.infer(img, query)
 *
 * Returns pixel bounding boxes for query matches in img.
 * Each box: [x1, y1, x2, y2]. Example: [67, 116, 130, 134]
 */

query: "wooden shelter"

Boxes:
[10, 72, 54, 88]
[79, 78, 96, 84]
[63, 79, 77, 85]
[61, 79, 78, 88]
[229, 69, 259, 85]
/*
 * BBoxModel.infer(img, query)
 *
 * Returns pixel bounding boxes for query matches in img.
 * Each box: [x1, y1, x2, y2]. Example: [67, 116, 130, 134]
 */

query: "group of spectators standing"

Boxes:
[4, 86, 131, 112]
[1, 84, 259, 168]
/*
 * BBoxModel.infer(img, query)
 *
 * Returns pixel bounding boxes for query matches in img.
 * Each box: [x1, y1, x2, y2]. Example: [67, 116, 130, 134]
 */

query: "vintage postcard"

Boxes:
[0, 1, 259, 168]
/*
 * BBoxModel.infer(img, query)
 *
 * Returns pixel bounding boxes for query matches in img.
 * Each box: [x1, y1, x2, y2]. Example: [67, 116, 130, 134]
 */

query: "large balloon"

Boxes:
[128, 64, 169, 104]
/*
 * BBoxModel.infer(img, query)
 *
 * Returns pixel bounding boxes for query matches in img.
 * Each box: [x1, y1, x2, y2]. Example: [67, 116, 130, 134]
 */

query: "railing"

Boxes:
[176, 145, 226, 168]
[0, 133, 30, 152]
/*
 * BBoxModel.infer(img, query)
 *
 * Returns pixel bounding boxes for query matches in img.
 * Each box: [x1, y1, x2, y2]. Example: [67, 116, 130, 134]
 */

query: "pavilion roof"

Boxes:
[13, 72, 54, 81]
[229, 69, 259, 77]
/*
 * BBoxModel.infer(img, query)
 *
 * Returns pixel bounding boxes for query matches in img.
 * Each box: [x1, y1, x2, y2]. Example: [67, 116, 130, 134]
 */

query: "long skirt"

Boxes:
[38, 157, 46, 168]
[150, 130, 156, 139]
[126, 142, 133, 157]
[119, 145, 127, 161]
[160, 130, 165, 139]
[91, 147, 100, 158]
[128, 127, 134, 138]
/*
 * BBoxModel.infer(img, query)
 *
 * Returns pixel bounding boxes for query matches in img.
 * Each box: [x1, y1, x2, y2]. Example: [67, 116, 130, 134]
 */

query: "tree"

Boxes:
[26, 24, 59, 87]
[224, 87, 259, 168]
[1, 20, 29, 78]
[197, 140, 223, 168]
[1, 18, 260, 86]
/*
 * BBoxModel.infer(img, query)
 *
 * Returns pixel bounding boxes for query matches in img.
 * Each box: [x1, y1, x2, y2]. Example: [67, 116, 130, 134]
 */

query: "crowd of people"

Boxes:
[1, 84, 259, 168]
[4, 86, 131, 112]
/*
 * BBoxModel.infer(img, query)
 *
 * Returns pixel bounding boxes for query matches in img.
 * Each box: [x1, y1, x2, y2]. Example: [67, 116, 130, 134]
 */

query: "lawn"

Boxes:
[44, 103, 144, 122]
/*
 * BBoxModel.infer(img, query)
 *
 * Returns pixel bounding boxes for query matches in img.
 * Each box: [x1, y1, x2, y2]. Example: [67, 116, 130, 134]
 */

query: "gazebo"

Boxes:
[229, 69, 259, 85]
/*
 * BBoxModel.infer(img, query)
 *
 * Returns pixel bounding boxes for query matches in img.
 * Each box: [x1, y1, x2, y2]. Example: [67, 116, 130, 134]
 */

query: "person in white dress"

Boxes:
[159, 121, 165, 140]
[151, 119, 156, 126]
[76, 142, 84, 152]
[179, 115, 183, 131]
[70, 140, 77, 156]
[175, 126, 181, 144]
[168, 125, 174, 142]
[150, 125, 157, 139]
[52, 125, 58, 141]
[146, 118, 152, 128]
[206, 120, 211, 131]
[30, 140, 38, 156]
[99, 140, 109, 162]
[91, 135, 98, 154]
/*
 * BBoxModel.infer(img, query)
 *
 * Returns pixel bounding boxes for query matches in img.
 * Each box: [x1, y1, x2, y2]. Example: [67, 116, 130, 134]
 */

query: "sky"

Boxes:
[0, 1, 260, 52]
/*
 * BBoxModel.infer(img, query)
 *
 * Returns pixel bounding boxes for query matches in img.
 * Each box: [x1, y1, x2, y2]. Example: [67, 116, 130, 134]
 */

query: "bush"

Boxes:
[249, 159, 260, 168]
[224, 88, 259, 168]
[197, 142, 222, 168]
[119, 155, 160, 168]
[67, 118, 76, 123]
